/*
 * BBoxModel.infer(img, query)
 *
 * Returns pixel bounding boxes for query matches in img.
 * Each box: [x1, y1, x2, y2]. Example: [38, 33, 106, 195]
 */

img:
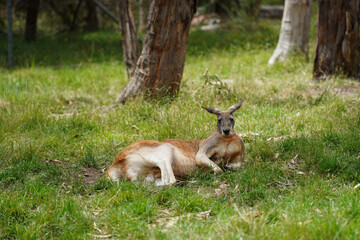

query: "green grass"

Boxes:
[1, 16, 360, 239]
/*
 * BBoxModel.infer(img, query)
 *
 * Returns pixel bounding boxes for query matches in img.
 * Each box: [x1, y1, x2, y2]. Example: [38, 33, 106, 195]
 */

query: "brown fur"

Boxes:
[162, 139, 200, 159]
[106, 134, 244, 181]
[209, 133, 243, 166]
[106, 101, 245, 185]
[112, 140, 161, 164]
[107, 140, 162, 180]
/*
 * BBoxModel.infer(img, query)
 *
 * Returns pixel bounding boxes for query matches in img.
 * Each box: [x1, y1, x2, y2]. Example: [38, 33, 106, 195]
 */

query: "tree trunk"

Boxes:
[268, 0, 312, 65]
[313, 0, 360, 80]
[117, 0, 139, 78]
[24, 0, 40, 42]
[246, 0, 262, 17]
[114, 0, 197, 105]
[85, 0, 99, 31]
[44, 0, 83, 32]
[7, 0, 14, 68]
[138, 0, 149, 32]
[69, 0, 84, 31]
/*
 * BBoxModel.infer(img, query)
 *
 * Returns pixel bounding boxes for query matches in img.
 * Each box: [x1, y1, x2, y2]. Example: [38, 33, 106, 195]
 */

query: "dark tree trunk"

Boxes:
[24, 0, 40, 42]
[7, 0, 14, 68]
[313, 0, 360, 80]
[44, 0, 83, 31]
[69, 0, 84, 31]
[117, 0, 139, 78]
[114, 0, 197, 105]
[138, 0, 149, 32]
[246, 0, 262, 17]
[85, 0, 99, 31]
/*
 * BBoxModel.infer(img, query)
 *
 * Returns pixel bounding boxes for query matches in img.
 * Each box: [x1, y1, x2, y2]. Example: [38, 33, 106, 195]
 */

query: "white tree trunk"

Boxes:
[117, 0, 139, 78]
[268, 0, 312, 66]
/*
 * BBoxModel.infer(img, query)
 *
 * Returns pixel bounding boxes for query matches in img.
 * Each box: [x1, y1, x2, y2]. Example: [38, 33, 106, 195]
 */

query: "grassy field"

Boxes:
[1, 16, 360, 239]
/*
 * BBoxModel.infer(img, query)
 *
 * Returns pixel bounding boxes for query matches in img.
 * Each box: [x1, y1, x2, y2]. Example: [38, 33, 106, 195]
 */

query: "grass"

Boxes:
[1, 15, 360, 239]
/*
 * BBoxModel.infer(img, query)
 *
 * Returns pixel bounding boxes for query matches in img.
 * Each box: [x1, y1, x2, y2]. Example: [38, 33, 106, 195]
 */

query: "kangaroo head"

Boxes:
[202, 100, 243, 137]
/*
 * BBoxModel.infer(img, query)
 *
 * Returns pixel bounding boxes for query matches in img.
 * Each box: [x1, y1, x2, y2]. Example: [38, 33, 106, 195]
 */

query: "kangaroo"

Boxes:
[106, 101, 245, 185]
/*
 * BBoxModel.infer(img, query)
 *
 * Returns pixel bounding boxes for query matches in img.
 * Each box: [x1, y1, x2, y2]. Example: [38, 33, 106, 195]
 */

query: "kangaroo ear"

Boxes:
[226, 100, 243, 114]
[201, 106, 222, 116]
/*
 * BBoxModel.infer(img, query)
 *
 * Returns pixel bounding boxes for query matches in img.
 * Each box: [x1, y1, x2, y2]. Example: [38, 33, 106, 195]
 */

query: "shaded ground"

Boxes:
[82, 167, 104, 185]
[46, 159, 103, 186]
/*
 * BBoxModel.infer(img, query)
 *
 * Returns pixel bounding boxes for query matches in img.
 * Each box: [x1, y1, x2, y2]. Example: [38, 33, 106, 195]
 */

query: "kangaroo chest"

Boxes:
[209, 142, 240, 164]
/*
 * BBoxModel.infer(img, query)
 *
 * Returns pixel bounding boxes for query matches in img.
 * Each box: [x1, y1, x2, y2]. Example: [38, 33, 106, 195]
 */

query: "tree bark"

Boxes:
[268, 0, 312, 65]
[70, 0, 84, 31]
[246, 0, 262, 17]
[24, 0, 40, 42]
[114, 0, 197, 105]
[7, 0, 14, 68]
[85, 0, 99, 31]
[117, 0, 139, 78]
[44, 0, 84, 31]
[313, 0, 360, 80]
[138, 0, 149, 32]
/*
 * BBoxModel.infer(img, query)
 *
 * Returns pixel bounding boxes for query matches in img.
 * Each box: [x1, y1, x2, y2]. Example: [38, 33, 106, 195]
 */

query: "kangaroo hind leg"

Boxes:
[152, 144, 176, 186]
[106, 164, 123, 181]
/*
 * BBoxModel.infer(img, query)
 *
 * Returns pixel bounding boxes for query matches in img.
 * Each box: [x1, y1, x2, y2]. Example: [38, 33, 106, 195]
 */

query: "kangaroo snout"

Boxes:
[222, 129, 231, 136]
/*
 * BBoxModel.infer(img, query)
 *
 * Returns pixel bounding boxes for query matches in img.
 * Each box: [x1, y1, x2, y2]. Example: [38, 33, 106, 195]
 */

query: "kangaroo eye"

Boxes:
[217, 118, 222, 123]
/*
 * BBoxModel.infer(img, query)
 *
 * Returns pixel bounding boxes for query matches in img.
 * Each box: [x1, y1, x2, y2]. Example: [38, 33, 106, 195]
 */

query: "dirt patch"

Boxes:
[45, 159, 104, 185]
[309, 83, 360, 98]
[82, 167, 104, 185]
[331, 86, 360, 97]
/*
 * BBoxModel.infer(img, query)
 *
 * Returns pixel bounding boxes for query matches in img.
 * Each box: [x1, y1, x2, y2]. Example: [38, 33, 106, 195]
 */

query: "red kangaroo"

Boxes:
[106, 101, 245, 185]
